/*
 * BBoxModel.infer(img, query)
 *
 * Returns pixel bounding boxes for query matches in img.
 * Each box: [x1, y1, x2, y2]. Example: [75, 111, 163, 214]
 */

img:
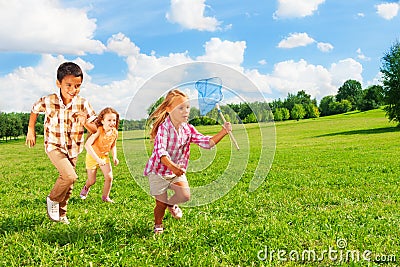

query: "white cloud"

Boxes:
[278, 33, 315, 49]
[365, 72, 383, 87]
[317, 42, 334, 52]
[0, 0, 105, 55]
[244, 69, 272, 95]
[267, 59, 334, 98]
[107, 33, 141, 58]
[196, 38, 246, 68]
[258, 59, 267, 65]
[166, 0, 222, 31]
[0, 36, 248, 119]
[329, 58, 363, 88]
[274, 0, 325, 19]
[0, 54, 95, 113]
[356, 48, 371, 61]
[376, 2, 400, 20]
[264, 58, 364, 100]
[0, 32, 196, 119]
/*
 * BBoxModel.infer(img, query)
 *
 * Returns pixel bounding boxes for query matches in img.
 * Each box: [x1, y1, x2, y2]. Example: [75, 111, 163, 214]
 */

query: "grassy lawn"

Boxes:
[0, 108, 399, 266]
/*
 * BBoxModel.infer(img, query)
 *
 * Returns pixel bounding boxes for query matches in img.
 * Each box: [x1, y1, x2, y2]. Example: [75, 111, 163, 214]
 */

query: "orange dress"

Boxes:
[92, 126, 118, 157]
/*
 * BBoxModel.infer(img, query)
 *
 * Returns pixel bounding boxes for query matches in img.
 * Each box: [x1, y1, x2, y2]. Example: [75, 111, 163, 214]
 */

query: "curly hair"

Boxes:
[96, 107, 120, 130]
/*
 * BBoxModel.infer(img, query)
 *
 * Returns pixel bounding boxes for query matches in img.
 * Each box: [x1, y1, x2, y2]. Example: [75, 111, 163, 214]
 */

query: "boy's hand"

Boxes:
[223, 122, 232, 133]
[25, 128, 36, 148]
[74, 111, 87, 124]
[113, 158, 119, 166]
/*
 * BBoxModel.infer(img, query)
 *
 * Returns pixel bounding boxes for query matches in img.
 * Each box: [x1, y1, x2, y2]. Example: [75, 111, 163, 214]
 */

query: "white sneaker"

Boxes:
[46, 196, 60, 222]
[59, 216, 70, 225]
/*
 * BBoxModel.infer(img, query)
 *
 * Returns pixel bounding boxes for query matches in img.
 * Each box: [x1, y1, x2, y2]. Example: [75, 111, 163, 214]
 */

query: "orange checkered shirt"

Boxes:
[31, 93, 97, 158]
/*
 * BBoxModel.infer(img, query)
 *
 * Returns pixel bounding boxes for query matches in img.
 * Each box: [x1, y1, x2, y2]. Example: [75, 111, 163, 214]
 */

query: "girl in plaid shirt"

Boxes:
[144, 89, 232, 234]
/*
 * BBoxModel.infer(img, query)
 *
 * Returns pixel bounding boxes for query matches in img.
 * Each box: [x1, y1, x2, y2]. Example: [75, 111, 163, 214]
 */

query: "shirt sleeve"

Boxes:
[31, 96, 46, 114]
[84, 100, 97, 123]
[154, 124, 171, 159]
[189, 124, 212, 149]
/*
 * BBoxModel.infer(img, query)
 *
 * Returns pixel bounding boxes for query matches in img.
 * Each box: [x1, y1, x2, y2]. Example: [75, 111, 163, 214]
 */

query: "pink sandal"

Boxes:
[154, 224, 164, 234]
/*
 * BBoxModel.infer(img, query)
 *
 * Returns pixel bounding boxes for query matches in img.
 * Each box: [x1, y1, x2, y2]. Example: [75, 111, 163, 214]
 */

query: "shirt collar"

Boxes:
[165, 116, 188, 131]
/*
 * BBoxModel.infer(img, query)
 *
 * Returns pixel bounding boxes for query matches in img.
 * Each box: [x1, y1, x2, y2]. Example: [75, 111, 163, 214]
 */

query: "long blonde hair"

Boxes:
[148, 89, 188, 140]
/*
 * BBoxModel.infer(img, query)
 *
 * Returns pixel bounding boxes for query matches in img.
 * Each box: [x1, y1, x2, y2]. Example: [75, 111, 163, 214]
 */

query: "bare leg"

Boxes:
[154, 193, 168, 225]
[168, 181, 190, 205]
[85, 169, 98, 189]
[99, 163, 113, 199]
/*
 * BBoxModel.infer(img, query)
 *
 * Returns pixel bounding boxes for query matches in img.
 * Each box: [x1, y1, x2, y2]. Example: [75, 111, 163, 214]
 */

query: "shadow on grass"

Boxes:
[0, 216, 45, 235]
[316, 126, 400, 137]
[39, 224, 151, 246]
[0, 214, 151, 246]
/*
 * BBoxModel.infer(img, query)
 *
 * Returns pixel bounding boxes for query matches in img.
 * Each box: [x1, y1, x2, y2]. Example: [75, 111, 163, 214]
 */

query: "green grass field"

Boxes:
[0, 108, 399, 266]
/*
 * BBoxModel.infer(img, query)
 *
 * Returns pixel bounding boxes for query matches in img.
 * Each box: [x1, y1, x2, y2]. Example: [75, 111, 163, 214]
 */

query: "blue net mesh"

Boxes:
[195, 77, 223, 116]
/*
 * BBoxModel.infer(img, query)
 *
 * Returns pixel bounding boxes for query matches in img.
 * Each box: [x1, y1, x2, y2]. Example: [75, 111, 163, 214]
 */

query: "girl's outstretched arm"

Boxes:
[210, 122, 232, 147]
[111, 143, 119, 166]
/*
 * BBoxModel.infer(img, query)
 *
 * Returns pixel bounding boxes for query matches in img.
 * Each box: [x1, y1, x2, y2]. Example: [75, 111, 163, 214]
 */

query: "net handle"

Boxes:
[216, 103, 240, 150]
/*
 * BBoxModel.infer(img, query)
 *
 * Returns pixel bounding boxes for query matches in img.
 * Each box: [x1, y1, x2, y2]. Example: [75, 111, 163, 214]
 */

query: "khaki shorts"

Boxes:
[85, 153, 110, 170]
[148, 173, 188, 196]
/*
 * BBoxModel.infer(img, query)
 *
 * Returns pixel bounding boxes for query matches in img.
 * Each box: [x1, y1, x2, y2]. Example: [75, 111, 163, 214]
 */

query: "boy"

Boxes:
[26, 62, 97, 224]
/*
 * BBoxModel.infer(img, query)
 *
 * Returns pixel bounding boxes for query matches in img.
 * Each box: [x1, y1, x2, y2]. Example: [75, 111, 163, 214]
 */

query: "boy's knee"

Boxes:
[65, 173, 78, 183]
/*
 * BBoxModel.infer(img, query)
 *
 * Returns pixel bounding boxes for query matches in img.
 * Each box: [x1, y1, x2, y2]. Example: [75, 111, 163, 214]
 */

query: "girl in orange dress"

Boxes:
[80, 107, 120, 203]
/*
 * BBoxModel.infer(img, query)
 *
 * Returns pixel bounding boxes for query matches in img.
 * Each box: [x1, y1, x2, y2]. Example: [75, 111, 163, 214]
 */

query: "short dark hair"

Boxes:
[57, 62, 83, 82]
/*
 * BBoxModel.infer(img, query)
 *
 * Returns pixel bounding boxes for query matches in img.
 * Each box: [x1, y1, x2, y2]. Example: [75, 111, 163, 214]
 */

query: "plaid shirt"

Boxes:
[32, 92, 97, 158]
[144, 116, 212, 176]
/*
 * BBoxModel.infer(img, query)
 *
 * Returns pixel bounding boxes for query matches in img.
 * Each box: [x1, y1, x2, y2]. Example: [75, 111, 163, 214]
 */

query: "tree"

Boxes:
[336, 79, 363, 110]
[273, 108, 290, 121]
[291, 104, 306, 121]
[381, 41, 400, 124]
[359, 85, 384, 111]
[243, 113, 257, 124]
[238, 103, 253, 121]
[270, 99, 284, 111]
[281, 108, 290, 120]
[329, 99, 352, 114]
[273, 109, 283, 121]
[305, 103, 320, 118]
[0, 112, 5, 140]
[283, 90, 312, 111]
[147, 96, 165, 116]
[319, 95, 335, 116]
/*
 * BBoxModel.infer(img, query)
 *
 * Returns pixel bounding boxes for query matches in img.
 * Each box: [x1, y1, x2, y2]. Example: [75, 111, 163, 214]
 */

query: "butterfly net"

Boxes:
[194, 77, 223, 116]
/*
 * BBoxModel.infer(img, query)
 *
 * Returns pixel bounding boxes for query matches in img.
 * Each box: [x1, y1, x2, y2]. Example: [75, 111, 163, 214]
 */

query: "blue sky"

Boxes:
[0, 0, 399, 119]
